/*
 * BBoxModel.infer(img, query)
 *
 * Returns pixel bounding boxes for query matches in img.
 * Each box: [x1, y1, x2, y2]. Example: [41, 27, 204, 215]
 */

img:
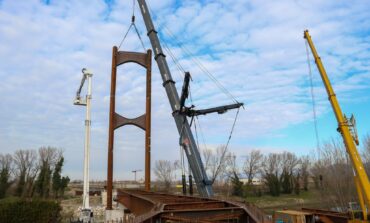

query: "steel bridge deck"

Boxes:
[116, 189, 270, 223]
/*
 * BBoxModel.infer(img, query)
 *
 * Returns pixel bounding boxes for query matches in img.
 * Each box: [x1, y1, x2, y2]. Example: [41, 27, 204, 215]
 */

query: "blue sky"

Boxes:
[0, 0, 369, 180]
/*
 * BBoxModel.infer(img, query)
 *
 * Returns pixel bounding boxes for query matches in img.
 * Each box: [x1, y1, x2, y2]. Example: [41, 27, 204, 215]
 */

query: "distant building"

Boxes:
[240, 178, 263, 185]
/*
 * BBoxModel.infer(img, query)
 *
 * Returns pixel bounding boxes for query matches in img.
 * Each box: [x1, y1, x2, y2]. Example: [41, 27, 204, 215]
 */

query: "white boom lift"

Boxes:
[74, 68, 93, 223]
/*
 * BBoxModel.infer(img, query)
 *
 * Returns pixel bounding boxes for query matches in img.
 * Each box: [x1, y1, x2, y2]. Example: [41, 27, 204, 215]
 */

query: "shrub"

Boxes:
[0, 198, 61, 223]
[231, 172, 244, 197]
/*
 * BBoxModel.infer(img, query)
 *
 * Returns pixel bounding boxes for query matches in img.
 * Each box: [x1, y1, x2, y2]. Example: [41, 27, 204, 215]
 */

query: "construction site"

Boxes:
[0, 0, 370, 223]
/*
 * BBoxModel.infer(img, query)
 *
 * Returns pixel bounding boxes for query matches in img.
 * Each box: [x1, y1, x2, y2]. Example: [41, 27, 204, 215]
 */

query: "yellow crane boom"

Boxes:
[304, 30, 370, 222]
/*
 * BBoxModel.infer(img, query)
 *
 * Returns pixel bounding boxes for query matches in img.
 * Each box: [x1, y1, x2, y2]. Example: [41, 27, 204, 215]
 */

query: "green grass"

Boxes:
[246, 190, 315, 203]
[243, 189, 324, 213]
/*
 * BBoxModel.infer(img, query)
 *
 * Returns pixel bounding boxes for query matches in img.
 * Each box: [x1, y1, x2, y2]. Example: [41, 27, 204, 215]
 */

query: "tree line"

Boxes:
[154, 134, 370, 210]
[0, 146, 70, 199]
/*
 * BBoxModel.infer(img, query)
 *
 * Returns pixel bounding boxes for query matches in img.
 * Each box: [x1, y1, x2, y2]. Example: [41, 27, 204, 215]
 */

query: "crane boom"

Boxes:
[137, 0, 213, 197]
[304, 30, 370, 221]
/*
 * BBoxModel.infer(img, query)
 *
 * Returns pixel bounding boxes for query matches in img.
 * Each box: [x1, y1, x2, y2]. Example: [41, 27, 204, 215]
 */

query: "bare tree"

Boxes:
[222, 153, 239, 197]
[0, 154, 12, 170]
[262, 153, 282, 177]
[0, 154, 13, 198]
[154, 160, 176, 190]
[202, 149, 213, 173]
[202, 145, 231, 184]
[300, 155, 310, 191]
[310, 157, 324, 190]
[315, 139, 356, 211]
[13, 150, 38, 197]
[35, 147, 62, 198]
[221, 152, 238, 182]
[280, 152, 300, 194]
[363, 134, 370, 175]
[38, 147, 62, 168]
[281, 151, 299, 174]
[225, 153, 238, 174]
[261, 153, 282, 196]
[243, 150, 263, 185]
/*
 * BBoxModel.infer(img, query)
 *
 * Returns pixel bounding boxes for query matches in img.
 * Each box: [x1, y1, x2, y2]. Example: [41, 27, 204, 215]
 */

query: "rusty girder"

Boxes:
[301, 208, 349, 223]
[116, 189, 270, 223]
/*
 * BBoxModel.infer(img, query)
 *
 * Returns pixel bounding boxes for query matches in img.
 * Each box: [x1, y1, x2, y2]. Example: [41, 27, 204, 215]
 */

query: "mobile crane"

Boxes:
[304, 30, 370, 223]
[137, 0, 243, 197]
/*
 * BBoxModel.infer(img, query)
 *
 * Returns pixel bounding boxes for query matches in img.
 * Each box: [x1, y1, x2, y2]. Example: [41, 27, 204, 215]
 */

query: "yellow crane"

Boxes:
[304, 30, 370, 223]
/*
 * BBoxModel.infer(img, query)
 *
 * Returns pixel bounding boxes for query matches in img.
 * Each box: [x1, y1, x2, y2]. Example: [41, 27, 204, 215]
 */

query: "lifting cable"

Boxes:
[189, 84, 210, 153]
[193, 117, 201, 150]
[193, 97, 241, 161]
[118, 0, 146, 51]
[145, 2, 239, 104]
[144, 1, 243, 174]
[195, 116, 208, 152]
[212, 107, 241, 180]
[163, 42, 186, 79]
[163, 26, 239, 104]
[186, 60, 241, 159]
[305, 39, 321, 158]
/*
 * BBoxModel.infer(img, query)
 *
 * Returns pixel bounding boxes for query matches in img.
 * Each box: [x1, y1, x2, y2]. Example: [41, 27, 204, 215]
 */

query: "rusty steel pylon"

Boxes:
[106, 46, 152, 210]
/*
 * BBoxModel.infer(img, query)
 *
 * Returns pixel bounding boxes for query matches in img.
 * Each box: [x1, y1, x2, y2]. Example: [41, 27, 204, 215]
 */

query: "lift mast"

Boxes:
[137, 0, 215, 197]
[74, 68, 93, 222]
[304, 30, 370, 221]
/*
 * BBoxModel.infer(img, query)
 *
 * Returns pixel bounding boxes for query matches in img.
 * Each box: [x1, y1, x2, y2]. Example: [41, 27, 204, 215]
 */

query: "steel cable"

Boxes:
[145, 2, 239, 104]
[118, 0, 146, 51]
[305, 39, 321, 159]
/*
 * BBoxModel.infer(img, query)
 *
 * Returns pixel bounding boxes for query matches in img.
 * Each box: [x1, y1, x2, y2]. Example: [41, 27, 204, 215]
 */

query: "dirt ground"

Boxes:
[60, 196, 105, 223]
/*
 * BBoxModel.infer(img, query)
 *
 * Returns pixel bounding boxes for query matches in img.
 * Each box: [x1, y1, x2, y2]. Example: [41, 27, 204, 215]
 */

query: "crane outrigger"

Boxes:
[304, 30, 370, 223]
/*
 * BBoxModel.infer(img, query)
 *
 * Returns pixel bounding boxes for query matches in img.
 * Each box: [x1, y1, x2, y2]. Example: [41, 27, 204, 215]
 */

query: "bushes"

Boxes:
[0, 167, 11, 199]
[0, 198, 61, 223]
[231, 171, 244, 197]
[265, 173, 280, 197]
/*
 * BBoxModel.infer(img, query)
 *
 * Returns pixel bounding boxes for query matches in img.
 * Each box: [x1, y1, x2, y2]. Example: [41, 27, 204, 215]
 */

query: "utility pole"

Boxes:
[137, 0, 213, 197]
[74, 68, 93, 223]
[132, 169, 142, 182]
